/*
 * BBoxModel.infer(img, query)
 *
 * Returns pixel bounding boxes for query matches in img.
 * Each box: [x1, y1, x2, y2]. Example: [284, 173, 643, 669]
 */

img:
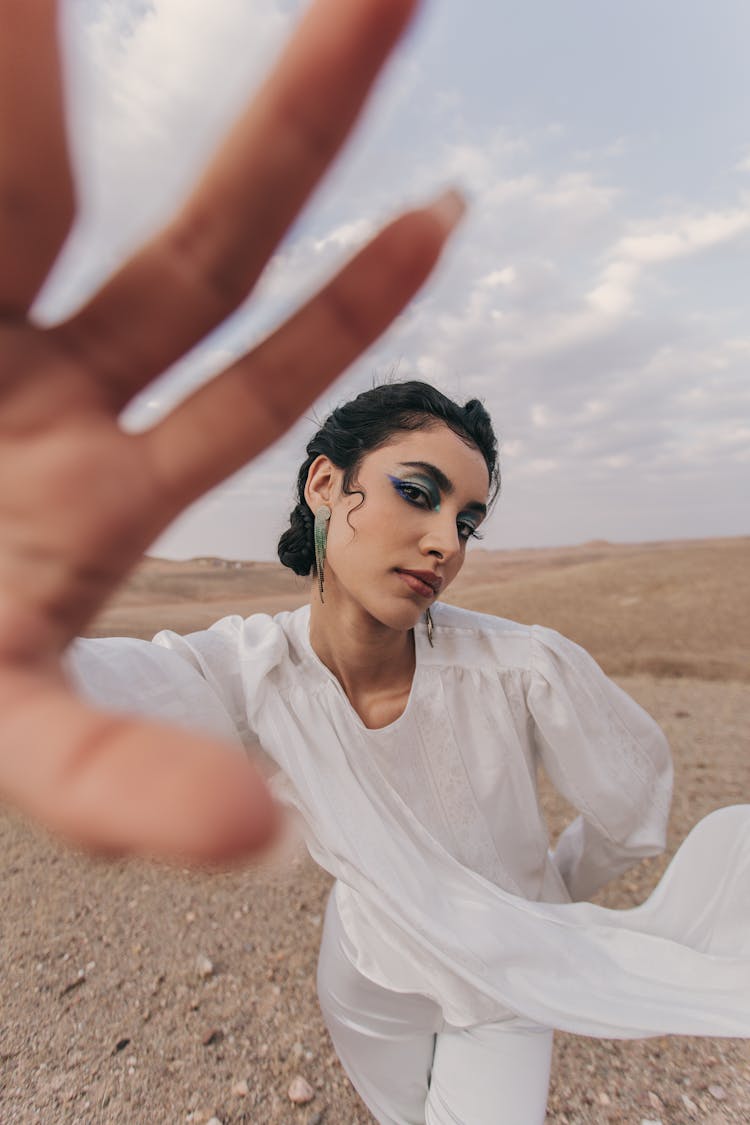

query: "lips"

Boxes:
[395, 569, 443, 598]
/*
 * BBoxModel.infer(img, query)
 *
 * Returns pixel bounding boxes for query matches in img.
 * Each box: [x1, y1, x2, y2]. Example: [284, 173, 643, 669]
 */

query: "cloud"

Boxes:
[613, 205, 750, 265]
[313, 218, 376, 254]
[586, 261, 640, 317]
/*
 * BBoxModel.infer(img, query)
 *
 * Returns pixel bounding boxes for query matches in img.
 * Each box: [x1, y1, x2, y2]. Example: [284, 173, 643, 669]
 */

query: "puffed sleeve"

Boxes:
[527, 625, 673, 901]
[66, 613, 286, 748]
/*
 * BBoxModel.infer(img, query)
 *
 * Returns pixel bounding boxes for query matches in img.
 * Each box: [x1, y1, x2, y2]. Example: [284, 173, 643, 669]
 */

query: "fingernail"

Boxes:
[426, 188, 468, 234]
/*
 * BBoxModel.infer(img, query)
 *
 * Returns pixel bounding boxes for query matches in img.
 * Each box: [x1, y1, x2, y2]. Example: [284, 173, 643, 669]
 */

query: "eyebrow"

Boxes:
[398, 461, 488, 517]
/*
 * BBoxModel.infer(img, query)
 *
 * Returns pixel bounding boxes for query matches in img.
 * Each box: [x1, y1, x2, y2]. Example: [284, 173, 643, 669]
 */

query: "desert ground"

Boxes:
[1, 536, 749, 1124]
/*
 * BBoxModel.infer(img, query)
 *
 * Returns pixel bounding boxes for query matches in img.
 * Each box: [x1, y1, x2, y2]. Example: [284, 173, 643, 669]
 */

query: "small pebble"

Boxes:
[648, 1092, 663, 1109]
[596, 1091, 611, 1106]
[196, 955, 214, 979]
[639, 1119, 663, 1125]
[288, 1075, 315, 1104]
[231, 1080, 249, 1097]
[708, 1084, 727, 1100]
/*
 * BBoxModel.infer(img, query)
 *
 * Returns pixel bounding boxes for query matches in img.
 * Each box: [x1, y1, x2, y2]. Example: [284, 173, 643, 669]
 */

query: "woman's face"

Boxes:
[307, 423, 490, 631]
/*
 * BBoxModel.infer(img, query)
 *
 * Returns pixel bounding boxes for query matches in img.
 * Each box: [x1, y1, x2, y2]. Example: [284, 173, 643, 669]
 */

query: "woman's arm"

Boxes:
[527, 626, 673, 901]
[67, 613, 285, 748]
[67, 635, 244, 745]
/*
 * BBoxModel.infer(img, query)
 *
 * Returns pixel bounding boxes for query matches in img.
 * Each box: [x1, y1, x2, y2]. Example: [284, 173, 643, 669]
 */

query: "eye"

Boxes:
[388, 476, 436, 510]
[398, 482, 429, 505]
[457, 519, 482, 543]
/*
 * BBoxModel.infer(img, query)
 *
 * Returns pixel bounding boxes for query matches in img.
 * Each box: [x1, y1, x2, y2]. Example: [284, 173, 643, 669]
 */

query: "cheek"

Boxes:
[336, 491, 398, 540]
[327, 516, 354, 558]
[327, 507, 374, 563]
[328, 487, 421, 564]
[444, 550, 467, 584]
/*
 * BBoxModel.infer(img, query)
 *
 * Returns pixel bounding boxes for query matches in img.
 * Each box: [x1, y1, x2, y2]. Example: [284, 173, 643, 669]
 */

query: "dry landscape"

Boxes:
[2, 536, 749, 1124]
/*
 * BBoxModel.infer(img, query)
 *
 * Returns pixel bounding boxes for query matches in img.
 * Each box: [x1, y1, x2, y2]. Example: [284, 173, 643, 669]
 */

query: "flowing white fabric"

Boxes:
[68, 603, 750, 1038]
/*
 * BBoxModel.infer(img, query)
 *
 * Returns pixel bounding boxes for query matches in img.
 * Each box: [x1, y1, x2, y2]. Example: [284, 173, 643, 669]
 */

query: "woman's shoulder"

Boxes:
[150, 604, 310, 684]
[428, 603, 533, 671]
[189, 603, 306, 647]
[428, 603, 585, 677]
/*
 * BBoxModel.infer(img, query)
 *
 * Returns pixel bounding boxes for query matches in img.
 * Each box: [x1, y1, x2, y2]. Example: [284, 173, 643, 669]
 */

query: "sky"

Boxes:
[37, 0, 750, 559]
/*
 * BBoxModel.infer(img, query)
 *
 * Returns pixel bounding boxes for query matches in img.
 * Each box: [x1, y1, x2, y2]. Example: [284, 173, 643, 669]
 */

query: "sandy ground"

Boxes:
[1, 537, 749, 1124]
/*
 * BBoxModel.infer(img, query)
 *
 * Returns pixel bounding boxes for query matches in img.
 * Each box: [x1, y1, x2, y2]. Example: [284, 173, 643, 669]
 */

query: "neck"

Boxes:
[308, 587, 415, 707]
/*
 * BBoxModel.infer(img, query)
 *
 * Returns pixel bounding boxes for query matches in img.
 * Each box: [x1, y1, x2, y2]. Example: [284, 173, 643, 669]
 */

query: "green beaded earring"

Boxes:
[314, 505, 331, 602]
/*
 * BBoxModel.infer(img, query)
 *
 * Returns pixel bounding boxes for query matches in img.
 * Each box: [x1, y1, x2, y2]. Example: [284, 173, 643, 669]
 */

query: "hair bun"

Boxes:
[277, 502, 315, 576]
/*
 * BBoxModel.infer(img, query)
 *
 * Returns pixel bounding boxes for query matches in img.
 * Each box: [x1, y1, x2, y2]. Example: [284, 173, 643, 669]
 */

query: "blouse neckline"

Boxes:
[291, 603, 429, 734]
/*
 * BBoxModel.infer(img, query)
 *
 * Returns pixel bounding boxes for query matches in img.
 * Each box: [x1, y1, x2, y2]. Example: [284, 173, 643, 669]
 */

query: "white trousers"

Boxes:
[317, 889, 554, 1125]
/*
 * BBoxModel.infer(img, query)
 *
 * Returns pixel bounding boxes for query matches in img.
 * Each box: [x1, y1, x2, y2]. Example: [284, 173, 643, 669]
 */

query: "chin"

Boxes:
[365, 598, 426, 633]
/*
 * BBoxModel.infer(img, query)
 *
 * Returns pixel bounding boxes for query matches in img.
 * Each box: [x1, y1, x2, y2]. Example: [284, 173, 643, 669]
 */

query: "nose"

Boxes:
[419, 512, 461, 563]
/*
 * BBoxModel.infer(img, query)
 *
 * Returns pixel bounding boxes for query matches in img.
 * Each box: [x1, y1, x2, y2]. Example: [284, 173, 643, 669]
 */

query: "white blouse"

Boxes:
[68, 602, 750, 1038]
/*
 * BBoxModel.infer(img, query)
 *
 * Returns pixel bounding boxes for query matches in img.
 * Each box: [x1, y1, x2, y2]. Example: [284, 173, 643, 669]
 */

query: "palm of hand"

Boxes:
[0, 0, 460, 861]
[0, 323, 159, 656]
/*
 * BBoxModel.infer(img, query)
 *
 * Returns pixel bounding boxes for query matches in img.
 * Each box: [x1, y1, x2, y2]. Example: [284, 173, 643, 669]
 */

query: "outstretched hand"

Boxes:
[0, 0, 463, 862]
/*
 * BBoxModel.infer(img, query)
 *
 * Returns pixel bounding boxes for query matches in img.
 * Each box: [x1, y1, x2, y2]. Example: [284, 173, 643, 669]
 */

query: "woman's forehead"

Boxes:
[368, 426, 490, 490]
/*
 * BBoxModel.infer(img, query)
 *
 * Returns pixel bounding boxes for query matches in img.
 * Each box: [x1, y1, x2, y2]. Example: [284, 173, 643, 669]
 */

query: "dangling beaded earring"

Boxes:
[314, 505, 331, 603]
[425, 607, 434, 647]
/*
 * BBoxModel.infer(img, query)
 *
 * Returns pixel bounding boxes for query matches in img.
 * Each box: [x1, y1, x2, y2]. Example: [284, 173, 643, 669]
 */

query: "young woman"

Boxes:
[70, 381, 750, 1125]
[2, 4, 748, 1121]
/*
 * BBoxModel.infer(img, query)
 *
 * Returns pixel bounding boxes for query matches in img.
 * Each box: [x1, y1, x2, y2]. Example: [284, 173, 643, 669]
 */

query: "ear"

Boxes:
[304, 454, 339, 510]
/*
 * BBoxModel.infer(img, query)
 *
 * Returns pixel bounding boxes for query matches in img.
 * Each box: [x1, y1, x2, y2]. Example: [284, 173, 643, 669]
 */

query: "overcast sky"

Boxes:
[38, 0, 750, 559]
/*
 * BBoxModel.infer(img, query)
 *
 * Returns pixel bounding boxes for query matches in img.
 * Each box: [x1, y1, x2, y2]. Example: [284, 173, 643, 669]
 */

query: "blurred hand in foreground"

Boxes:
[0, 0, 464, 862]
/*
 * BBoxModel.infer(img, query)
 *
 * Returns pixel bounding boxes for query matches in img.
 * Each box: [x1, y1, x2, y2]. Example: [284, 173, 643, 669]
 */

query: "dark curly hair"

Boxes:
[277, 381, 500, 576]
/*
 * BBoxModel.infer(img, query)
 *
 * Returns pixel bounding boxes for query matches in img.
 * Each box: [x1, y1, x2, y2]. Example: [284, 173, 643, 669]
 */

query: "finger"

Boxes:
[146, 192, 465, 507]
[56, 0, 421, 405]
[0, 672, 280, 863]
[0, 0, 75, 313]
